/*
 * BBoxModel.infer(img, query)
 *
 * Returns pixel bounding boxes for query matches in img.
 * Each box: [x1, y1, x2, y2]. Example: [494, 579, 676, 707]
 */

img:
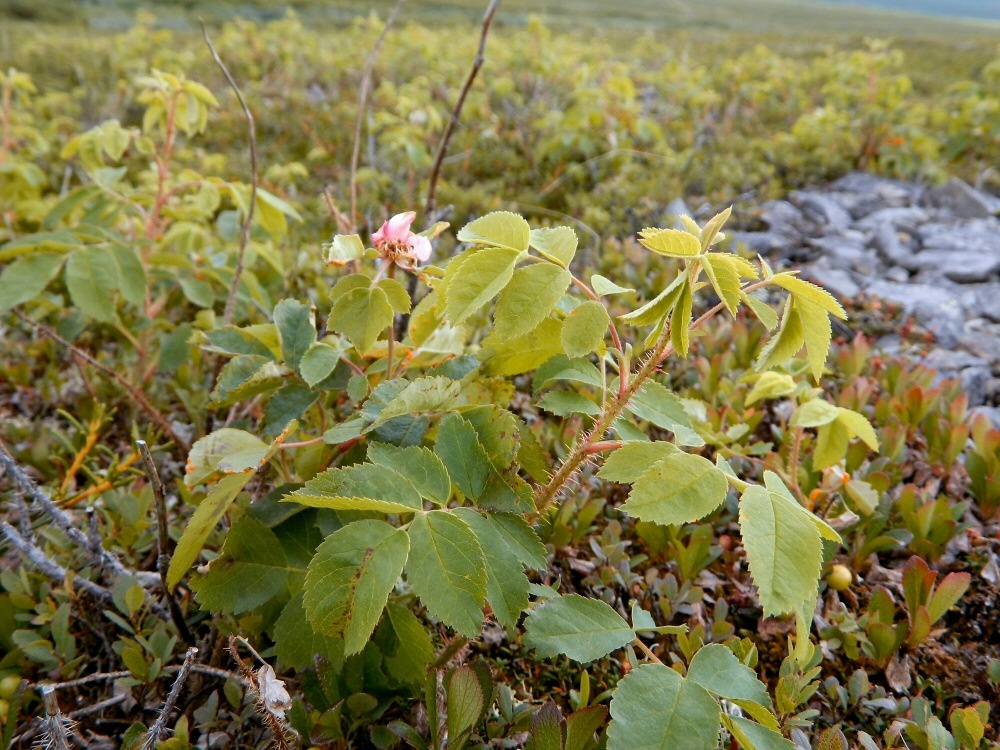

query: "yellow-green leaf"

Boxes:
[638, 227, 702, 257]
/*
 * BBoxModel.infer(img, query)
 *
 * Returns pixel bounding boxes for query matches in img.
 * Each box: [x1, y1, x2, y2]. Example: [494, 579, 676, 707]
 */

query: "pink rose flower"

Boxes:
[372, 211, 432, 263]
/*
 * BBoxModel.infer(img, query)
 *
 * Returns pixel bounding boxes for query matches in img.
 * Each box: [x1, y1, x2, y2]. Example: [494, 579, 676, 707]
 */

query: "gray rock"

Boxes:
[791, 191, 854, 232]
[918, 220, 1000, 256]
[907, 250, 1000, 283]
[663, 198, 693, 229]
[922, 348, 988, 372]
[870, 224, 917, 268]
[885, 266, 910, 283]
[969, 284, 1000, 322]
[960, 366, 992, 407]
[831, 172, 918, 211]
[856, 206, 929, 232]
[801, 265, 861, 300]
[729, 231, 797, 258]
[757, 200, 805, 235]
[807, 236, 869, 267]
[922, 178, 1000, 219]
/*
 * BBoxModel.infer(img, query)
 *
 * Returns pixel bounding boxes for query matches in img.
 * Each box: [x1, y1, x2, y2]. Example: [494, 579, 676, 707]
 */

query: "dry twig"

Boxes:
[201, 21, 258, 326]
[143, 646, 199, 750]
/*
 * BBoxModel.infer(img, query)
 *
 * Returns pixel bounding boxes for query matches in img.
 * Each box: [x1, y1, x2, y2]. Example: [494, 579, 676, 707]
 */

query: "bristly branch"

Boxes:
[424, 0, 501, 221]
[349, 0, 408, 230]
[137, 439, 195, 644]
[13, 310, 191, 451]
[143, 646, 198, 750]
[201, 21, 258, 326]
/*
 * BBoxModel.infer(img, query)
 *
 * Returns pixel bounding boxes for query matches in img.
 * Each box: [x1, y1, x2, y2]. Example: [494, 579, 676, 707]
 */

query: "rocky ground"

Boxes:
[727, 173, 1000, 428]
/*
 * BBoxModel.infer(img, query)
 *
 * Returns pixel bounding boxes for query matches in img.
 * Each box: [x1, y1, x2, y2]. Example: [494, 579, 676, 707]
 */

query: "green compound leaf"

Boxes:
[537, 390, 601, 417]
[283, 462, 424, 514]
[598, 442, 679, 484]
[454, 508, 531, 629]
[385, 602, 435, 685]
[377, 277, 412, 314]
[367, 442, 451, 505]
[670, 279, 694, 357]
[190, 515, 295, 615]
[790, 398, 840, 428]
[493, 262, 571, 340]
[168, 473, 252, 590]
[637, 227, 702, 258]
[328, 278, 394, 355]
[699, 206, 733, 250]
[274, 592, 345, 671]
[367, 376, 462, 429]
[626, 380, 702, 447]
[0, 253, 66, 312]
[435, 412, 491, 500]
[756, 297, 804, 373]
[591, 274, 634, 296]
[65, 246, 119, 322]
[446, 247, 521, 325]
[561, 300, 610, 358]
[325, 233, 365, 265]
[607, 664, 720, 750]
[813, 418, 850, 471]
[771, 273, 847, 320]
[303, 519, 410, 655]
[835, 407, 880, 450]
[739, 485, 822, 616]
[489, 513, 548, 570]
[108, 245, 147, 308]
[619, 269, 688, 327]
[619, 452, 729, 526]
[745, 372, 796, 406]
[763, 471, 841, 544]
[524, 594, 635, 663]
[702, 252, 743, 317]
[481, 317, 564, 376]
[533, 354, 603, 391]
[273, 298, 315, 372]
[405, 510, 487, 637]
[529, 226, 578, 267]
[741, 291, 779, 331]
[686, 644, 772, 706]
[722, 715, 795, 750]
[795, 296, 833, 381]
[458, 211, 531, 253]
[299, 341, 345, 387]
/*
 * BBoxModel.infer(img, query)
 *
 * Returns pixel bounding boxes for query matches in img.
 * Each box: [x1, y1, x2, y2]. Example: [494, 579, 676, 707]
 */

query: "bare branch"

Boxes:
[11, 310, 191, 451]
[201, 21, 258, 326]
[143, 646, 198, 750]
[425, 0, 501, 220]
[349, 0, 408, 229]
[137, 439, 195, 644]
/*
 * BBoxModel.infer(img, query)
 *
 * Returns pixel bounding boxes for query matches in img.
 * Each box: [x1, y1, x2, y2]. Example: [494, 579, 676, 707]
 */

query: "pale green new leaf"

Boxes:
[619, 269, 688, 326]
[299, 341, 344, 387]
[108, 245, 147, 308]
[795, 296, 833, 381]
[771, 273, 847, 320]
[699, 206, 732, 250]
[670, 280, 693, 357]
[367, 376, 462, 429]
[273, 298, 316, 372]
[435, 413, 491, 500]
[762, 471, 842, 544]
[755, 298, 804, 373]
[326, 233, 365, 265]
[454, 508, 530, 629]
[591, 274, 634, 296]
[0, 253, 65, 312]
[406, 510, 487, 637]
[836, 408, 879, 450]
[367, 442, 451, 504]
[167, 473, 252, 590]
[790, 398, 840, 428]
[739, 485, 822, 616]
[741, 292, 778, 331]
[328, 281, 394, 354]
[813, 419, 850, 471]
[597, 442, 679, 483]
[533, 355, 603, 391]
[702, 253, 742, 316]
[529, 226, 578, 267]
[303, 519, 410, 655]
[638, 227, 702, 258]
[457, 211, 530, 252]
[686, 644, 771, 706]
[481, 317, 563, 376]
[561, 300, 610, 357]
[620, 452, 728, 526]
[377, 277, 412, 315]
[745, 372, 796, 406]
[185, 428, 269, 487]
[607, 664, 720, 750]
[446, 247, 521, 325]
[493, 262, 571, 340]
[524, 594, 635, 663]
[283, 463, 424, 514]
[722, 715, 795, 750]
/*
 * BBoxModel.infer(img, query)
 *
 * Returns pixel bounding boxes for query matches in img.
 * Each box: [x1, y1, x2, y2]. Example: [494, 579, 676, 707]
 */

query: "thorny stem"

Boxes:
[143, 646, 198, 750]
[386, 262, 396, 379]
[533, 277, 775, 515]
[202, 21, 258, 326]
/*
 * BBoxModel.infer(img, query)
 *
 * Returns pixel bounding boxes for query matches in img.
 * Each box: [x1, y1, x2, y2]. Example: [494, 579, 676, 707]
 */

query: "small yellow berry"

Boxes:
[826, 564, 852, 592]
[0, 676, 19, 700]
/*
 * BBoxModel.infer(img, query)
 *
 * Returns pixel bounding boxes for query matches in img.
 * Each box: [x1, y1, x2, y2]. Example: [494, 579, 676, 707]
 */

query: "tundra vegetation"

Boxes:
[0, 5, 999, 749]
